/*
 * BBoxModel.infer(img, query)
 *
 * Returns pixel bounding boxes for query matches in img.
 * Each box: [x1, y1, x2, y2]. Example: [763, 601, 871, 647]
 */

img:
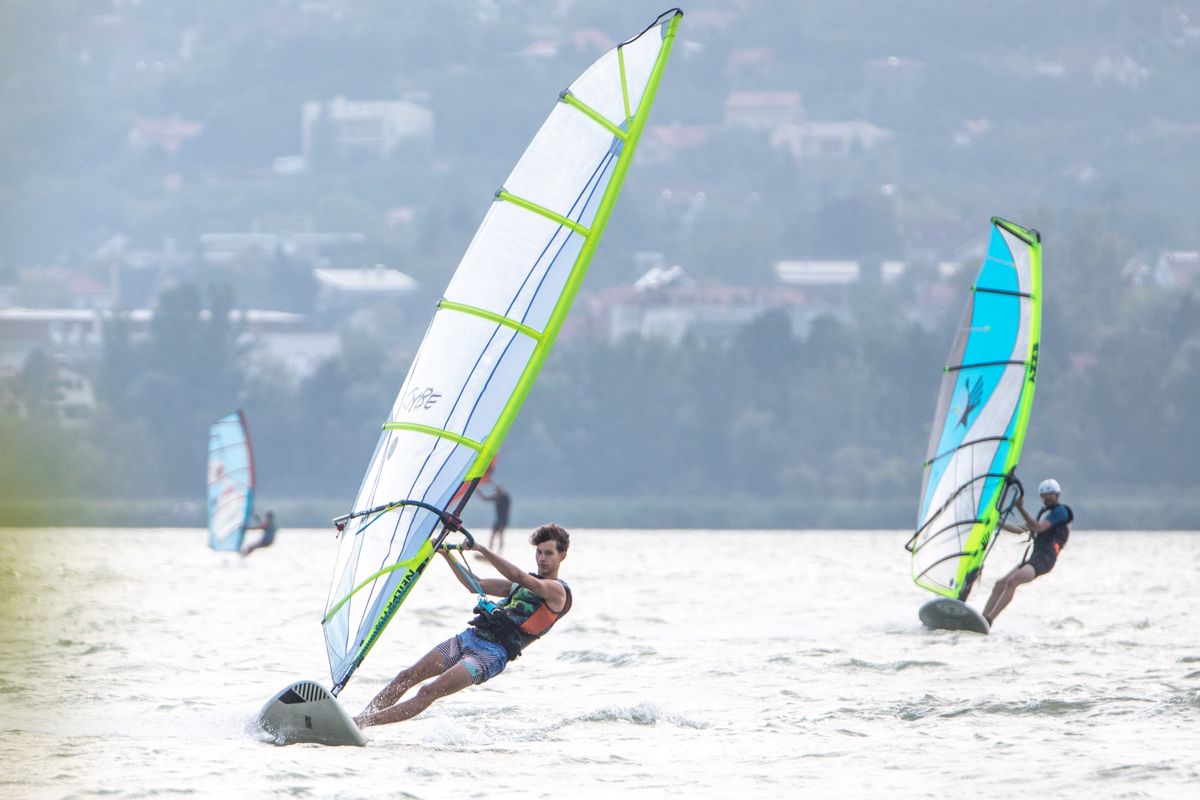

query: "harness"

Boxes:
[469, 577, 573, 661]
[438, 543, 572, 660]
[1022, 503, 1074, 562]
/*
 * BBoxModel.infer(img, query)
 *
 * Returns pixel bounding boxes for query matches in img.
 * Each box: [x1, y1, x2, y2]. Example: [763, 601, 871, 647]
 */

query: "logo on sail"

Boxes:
[957, 376, 983, 427]
[398, 387, 442, 413]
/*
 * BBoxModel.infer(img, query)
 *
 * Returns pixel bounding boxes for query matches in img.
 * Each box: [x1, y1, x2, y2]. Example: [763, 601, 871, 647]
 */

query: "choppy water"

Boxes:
[0, 528, 1197, 799]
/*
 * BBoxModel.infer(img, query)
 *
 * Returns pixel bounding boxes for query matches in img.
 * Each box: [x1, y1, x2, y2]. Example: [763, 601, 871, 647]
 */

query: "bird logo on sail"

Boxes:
[957, 376, 983, 427]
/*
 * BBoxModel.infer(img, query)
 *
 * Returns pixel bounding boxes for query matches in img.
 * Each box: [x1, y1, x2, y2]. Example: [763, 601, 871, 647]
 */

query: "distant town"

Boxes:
[2, 2, 1199, 527]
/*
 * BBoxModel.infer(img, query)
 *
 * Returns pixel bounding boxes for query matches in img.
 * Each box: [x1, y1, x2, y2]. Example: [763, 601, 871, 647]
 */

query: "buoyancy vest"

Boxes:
[1036, 503, 1074, 550]
[470, 575, 572, 660]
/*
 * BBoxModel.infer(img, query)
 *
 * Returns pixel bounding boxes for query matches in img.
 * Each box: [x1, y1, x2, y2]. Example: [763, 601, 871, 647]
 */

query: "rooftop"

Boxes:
[313, 267, 418, 293]
[774, 260, 861, 286]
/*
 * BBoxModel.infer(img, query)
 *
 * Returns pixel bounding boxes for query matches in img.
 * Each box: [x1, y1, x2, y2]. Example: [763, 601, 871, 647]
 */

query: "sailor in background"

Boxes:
[477, 480, 512, 553]
[982, 479, 1074, 627]
[242, 510, 278, 557]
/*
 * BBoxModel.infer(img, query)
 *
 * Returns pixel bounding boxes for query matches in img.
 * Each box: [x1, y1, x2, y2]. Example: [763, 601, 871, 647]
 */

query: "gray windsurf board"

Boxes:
[918, 597, 990, 634]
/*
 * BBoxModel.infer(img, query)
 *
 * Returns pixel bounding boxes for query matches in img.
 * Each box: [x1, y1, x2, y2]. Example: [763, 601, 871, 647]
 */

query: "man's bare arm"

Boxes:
[469, 544, 566, 611]
[439, 550, 511, 596]
[1014, 498, 1051, 533]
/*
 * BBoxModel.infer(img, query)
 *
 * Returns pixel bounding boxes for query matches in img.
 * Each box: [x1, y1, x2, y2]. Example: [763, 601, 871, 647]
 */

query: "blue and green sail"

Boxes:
[322, 10, 684, 695]
[907, 218, 1042, 600]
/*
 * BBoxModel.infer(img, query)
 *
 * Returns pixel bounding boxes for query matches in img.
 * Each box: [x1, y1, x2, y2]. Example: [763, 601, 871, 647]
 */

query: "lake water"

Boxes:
[0, 528, 1197, 799]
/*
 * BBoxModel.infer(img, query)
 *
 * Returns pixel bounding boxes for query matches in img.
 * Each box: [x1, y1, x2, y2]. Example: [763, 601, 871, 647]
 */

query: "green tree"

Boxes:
[14, 348, 62, 420]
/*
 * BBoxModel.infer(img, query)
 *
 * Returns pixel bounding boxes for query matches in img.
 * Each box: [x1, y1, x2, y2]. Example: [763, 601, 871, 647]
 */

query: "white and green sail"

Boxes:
[906, 218, 1042, 601]
[322, 9, 684, 694]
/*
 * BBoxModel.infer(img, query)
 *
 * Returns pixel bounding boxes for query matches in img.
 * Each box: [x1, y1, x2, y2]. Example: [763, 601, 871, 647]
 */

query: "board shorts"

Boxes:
[1023, 541, 1062, 577]
[435, 628, 508, 685]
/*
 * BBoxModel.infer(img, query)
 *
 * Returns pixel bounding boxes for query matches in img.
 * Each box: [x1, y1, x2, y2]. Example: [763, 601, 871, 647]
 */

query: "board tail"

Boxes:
[257, 680, 366, 746]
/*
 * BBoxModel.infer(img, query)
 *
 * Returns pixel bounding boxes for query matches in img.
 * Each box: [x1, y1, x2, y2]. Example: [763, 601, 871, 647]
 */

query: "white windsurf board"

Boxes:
[257, 680, 366, 746]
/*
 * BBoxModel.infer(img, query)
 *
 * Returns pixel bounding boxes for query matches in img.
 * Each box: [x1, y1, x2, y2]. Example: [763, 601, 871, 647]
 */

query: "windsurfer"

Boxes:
[477, 481, 511, 553]
[242, 511, 278, 557]
[981, 479, 1073, 626]
[354, 524, 571, 727]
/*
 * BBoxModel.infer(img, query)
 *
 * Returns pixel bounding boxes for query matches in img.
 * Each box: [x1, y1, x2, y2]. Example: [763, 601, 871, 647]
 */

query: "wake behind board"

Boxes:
[919, 597, 990, 635]
[257, 680, 366, 746]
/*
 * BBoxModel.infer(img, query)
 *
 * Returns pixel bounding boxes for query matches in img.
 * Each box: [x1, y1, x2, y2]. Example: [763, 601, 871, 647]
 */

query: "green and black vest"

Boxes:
[470, 576, 572, 660]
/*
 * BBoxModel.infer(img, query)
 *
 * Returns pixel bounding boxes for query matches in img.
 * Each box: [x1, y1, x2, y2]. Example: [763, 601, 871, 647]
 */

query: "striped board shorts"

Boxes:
[435, 628, 509, 685]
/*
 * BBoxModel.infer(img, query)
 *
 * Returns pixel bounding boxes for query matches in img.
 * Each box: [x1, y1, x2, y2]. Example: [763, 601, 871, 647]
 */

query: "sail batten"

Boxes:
[560, 91, 629, 139]
[322, 10, 683, 694]
[379, 422, 485, 451]
[496, 189, 592, 236]
[924, 436, 1013, 467]
[435, 300, 544, 341]
[946, 359, 1027, 372]
[974, 286, 1033, 299]
[909, 218, 1042, 601]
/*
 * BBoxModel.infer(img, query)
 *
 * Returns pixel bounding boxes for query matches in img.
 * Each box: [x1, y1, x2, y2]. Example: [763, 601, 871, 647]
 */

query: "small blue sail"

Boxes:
[207, 410, 255, 551]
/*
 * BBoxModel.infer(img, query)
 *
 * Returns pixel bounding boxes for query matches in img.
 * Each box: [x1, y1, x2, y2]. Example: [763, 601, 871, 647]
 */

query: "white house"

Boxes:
[770, 121, 894, 160]
[314, 267, 418, 313]
[302, 97, 434, 160]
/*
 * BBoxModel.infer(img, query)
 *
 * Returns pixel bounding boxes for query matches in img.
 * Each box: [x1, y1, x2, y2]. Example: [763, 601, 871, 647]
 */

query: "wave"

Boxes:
[839, 658, 948, 672]
[1158, 689, 1200, 708]
[882, 692, 1173, 722]
[417, 719, 476, 748]
[1093, 761, 1184, 782]
[557, 649, 650, 667]
[765, 648, 844, 666]
[549, 702, 707, 731]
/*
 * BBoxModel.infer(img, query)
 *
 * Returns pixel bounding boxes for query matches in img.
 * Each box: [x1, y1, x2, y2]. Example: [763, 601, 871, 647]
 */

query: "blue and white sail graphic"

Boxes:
[207, 410, 255, 552]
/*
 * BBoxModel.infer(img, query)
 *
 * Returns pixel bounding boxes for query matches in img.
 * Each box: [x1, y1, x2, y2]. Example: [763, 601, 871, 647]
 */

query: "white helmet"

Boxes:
[1038, 478, 1062, 495]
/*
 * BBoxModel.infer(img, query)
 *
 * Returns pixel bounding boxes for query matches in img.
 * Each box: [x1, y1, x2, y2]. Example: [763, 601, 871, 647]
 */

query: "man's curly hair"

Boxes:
[530, 523, 569, 553]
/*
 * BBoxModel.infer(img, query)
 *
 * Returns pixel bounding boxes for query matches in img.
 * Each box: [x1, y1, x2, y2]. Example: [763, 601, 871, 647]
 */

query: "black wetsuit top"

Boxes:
[1036, 504, 1072, 549]
[1025, 503, 1073, 576]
